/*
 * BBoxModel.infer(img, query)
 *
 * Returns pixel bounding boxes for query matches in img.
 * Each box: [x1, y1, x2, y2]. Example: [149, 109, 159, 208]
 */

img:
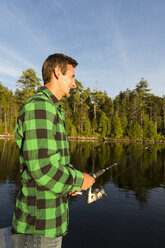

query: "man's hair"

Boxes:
[42, 53, 78, 84]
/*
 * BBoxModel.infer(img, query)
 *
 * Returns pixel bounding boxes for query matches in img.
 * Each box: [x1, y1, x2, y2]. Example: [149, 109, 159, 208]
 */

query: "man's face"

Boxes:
[59, 64, 76, 98]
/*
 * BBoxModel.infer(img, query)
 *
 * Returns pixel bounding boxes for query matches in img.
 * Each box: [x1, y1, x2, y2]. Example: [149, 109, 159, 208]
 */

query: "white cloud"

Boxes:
[0, 60, 21, 79]
[0, 44, 33, 68]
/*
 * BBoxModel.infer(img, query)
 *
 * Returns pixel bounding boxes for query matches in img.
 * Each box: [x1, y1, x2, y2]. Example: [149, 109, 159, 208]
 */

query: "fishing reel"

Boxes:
[87, 186, 107, 204]
[73, 186, 107, 204]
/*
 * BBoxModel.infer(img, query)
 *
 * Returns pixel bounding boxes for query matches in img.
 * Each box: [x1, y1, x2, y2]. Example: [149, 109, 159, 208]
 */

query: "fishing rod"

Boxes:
[84, 140, 165, 204]
[91, 145, 151, 179]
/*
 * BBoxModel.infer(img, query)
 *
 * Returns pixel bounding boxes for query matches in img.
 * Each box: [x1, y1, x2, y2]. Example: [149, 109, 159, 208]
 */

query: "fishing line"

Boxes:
[112, 151, 149, 181]
[86, 142, 164, 204]
[91, 141, 164, 179]
[75, 140, 164, 204]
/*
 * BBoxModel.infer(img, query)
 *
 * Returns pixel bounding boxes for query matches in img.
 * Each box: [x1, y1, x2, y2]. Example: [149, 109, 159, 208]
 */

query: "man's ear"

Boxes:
[54, 66, 61, 79]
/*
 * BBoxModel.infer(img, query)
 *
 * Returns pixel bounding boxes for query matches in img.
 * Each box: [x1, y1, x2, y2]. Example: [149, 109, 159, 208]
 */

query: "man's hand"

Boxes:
[81, 173, 95, 190]
[69, 173, 95, 196]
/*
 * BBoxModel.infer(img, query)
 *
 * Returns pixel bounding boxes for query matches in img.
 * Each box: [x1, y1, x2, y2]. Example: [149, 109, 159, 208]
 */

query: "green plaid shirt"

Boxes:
[12, 86, 83, 237]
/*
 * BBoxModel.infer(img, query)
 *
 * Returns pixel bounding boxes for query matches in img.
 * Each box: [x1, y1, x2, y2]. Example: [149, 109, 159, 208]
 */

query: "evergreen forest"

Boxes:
[0, 68, 165, 140]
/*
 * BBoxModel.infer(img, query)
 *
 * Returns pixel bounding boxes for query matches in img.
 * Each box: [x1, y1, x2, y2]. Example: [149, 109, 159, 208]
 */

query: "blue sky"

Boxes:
[0, 0, 165, 98]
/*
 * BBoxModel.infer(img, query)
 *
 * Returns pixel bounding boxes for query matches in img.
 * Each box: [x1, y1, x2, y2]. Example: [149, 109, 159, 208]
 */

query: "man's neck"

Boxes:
[45, 82, 62, 101]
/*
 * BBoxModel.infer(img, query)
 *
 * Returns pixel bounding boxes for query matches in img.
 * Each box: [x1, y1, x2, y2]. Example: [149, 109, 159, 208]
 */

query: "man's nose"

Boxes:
[72, 80, 76, 88]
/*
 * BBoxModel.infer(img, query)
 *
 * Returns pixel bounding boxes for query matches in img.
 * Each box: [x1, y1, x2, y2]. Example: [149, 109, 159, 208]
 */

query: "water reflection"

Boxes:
[1, 139, 165, 247]
[0, 139, 165, 206]
[70, 142, 165, 198]
[0, 139, 20, 185]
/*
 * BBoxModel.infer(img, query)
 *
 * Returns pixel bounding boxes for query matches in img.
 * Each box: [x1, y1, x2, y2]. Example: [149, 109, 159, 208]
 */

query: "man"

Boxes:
[11, 53, 95, 248]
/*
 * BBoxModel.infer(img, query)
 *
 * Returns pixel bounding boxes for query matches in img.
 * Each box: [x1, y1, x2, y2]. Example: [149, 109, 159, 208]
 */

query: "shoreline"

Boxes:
[68, 136, 165, 144]
[0, 134, 14, 140]
[0, 134, 165, 144]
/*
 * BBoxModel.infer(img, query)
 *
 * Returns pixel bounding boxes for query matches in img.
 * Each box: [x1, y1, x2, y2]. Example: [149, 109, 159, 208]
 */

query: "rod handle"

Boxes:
[92, 169, 105, 179]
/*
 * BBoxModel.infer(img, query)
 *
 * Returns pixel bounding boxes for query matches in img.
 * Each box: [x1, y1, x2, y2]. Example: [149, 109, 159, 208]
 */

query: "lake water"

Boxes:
[0, 139, 165, 248]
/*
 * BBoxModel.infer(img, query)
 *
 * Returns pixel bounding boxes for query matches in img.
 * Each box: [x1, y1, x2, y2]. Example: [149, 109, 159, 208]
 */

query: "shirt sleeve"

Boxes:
[21, 97, 84, 195]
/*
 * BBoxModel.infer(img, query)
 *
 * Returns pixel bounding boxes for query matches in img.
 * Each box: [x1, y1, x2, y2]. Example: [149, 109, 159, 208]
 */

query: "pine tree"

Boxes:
[66, 118, 73, 136]
[162, 96, 165, 135]
[143, 115, 157, 139]
[135, 78, 151, 125]
[107, 118, 111, 137]
[132, 122, 143, 139]
[111, 113, 123, 138]
[70, 124, 77, 136]
[127, 122, 143, 139]
[120, 115, 128, 137]
[15, 68, 42, 109]
[0, 82, 18, 134]
[90, 90, 105, 119]
[98, 112, 108, 137]
[91, 117, 97, 134]
[84, 118, 92, 136]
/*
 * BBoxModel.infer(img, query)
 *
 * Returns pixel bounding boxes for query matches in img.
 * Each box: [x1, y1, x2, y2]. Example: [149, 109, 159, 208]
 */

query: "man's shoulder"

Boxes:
[28, 91, 50, 103]
[25, 91, 53, 107]
[19, 91, 54, 116]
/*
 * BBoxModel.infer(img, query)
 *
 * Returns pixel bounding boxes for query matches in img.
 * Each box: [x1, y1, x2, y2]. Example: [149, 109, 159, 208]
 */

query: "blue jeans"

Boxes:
[11, 234, 62, 248]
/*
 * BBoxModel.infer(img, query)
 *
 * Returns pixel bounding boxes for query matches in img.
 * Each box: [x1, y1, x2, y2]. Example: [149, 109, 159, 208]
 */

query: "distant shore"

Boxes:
[0, 134, 165, 144]
[68, 136, 165, 144]
[0, 134, 14, 139]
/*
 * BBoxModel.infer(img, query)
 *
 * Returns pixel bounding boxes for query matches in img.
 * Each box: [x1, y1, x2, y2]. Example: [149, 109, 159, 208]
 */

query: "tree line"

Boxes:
[0, 68, 165, 140]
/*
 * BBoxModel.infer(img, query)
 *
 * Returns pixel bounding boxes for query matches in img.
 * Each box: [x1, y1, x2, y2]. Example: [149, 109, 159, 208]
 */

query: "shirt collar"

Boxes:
[37, 86, 62, 109]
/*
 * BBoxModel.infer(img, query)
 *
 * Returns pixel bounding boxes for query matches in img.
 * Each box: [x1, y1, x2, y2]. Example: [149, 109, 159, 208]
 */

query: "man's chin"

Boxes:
[64, 92, 70, 98]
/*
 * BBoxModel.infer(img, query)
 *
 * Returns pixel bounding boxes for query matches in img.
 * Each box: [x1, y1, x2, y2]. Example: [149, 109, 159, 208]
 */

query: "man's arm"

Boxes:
[19, 97, 88, 195]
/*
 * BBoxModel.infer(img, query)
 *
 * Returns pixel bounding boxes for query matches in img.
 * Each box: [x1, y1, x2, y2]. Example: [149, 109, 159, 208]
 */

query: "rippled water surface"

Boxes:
[0, 139, 165, 248]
